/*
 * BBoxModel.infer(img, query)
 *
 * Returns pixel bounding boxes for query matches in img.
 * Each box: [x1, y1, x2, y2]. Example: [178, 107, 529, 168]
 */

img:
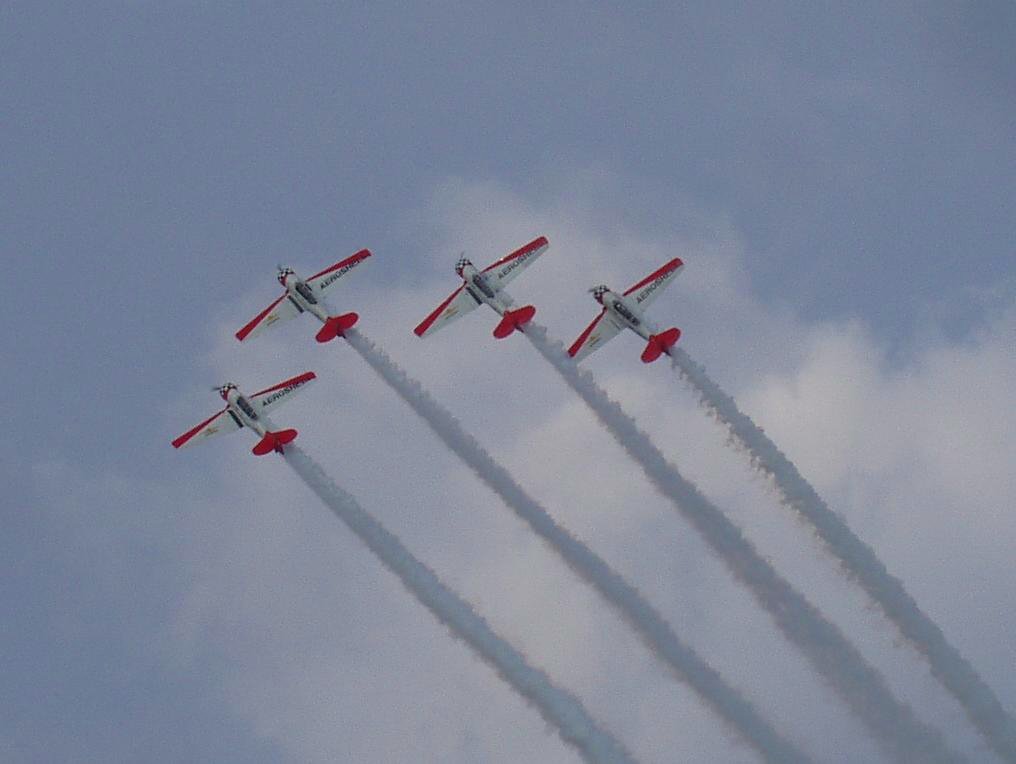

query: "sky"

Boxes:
[2, 3, 1014, 762]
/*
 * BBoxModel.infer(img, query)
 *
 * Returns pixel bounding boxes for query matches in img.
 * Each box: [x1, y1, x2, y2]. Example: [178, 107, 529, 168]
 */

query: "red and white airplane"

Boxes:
[235, 250, 371, 344]
[568, 258, 684, 364]
[171, 372, 316, 456]
[414, 236, 549, 340]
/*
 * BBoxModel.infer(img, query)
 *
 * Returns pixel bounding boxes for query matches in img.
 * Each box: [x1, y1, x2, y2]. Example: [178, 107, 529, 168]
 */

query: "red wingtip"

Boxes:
[492, 305, 536, 339]
[640, 327, 681, 363]
[315, 312, 359, 343]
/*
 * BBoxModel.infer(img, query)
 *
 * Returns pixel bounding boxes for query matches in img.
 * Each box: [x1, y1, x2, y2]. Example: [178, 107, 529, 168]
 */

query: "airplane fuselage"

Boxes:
[280, 273, 330, 325]
[600, 289, 657, 341]
[460, 264, 511, 317]
[222, 388, 270, 438]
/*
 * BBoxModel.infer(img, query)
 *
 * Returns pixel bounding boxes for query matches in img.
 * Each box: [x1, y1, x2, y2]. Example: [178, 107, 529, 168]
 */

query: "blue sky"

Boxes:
[3, 4, 1014, 762]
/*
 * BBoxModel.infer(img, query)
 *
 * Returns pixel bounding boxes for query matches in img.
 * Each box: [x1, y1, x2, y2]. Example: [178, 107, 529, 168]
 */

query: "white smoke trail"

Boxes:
[668, 347, 1016, 762]
[344, 328, 811, 764]
[522, 322, 963, 764]
[282, 444, 634, 764]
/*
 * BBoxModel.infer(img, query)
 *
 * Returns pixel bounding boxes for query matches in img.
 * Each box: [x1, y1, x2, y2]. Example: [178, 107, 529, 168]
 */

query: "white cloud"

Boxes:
[137, 173, 1016, 762]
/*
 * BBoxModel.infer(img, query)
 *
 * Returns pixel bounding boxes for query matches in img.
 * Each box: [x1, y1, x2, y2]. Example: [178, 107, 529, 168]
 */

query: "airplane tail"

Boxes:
[641, 327, 681, 363]
[492, 305, 536, 339]
[252, 428, 299, 456]
[315, 312, 359, 343]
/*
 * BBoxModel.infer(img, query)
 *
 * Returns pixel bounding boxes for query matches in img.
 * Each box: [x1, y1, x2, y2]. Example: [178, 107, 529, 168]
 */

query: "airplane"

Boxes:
[235, 249, 372, 344]
[414, 236, 549, 340]
[171, 372, 316, 456]
[568, 258, 684, 364]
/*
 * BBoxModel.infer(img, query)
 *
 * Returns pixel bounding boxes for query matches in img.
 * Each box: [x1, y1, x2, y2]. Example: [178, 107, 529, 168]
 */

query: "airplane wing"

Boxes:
[623, 258, 684, 310]
[413, 283, 481, 338]
[482, 236, 549, 291]
[235, 293, 301, 342]
[568, 309, 624, 362]
[172, 408, 242, 449]
[309, 249, 372, 295]
[250, 371, 317, 415]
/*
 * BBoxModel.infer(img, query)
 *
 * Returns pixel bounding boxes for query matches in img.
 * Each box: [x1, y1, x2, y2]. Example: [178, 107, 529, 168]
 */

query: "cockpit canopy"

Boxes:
[294, 280, 317, 304]
[235, 395, 259, 420]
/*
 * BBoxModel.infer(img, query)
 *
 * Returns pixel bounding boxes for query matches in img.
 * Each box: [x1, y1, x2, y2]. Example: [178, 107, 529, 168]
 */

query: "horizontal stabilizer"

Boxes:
[493, 305, 536, 339]
[315, 312, 359, 343]
[641, 327, 681, 363]
[252, 428, 298, 456]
